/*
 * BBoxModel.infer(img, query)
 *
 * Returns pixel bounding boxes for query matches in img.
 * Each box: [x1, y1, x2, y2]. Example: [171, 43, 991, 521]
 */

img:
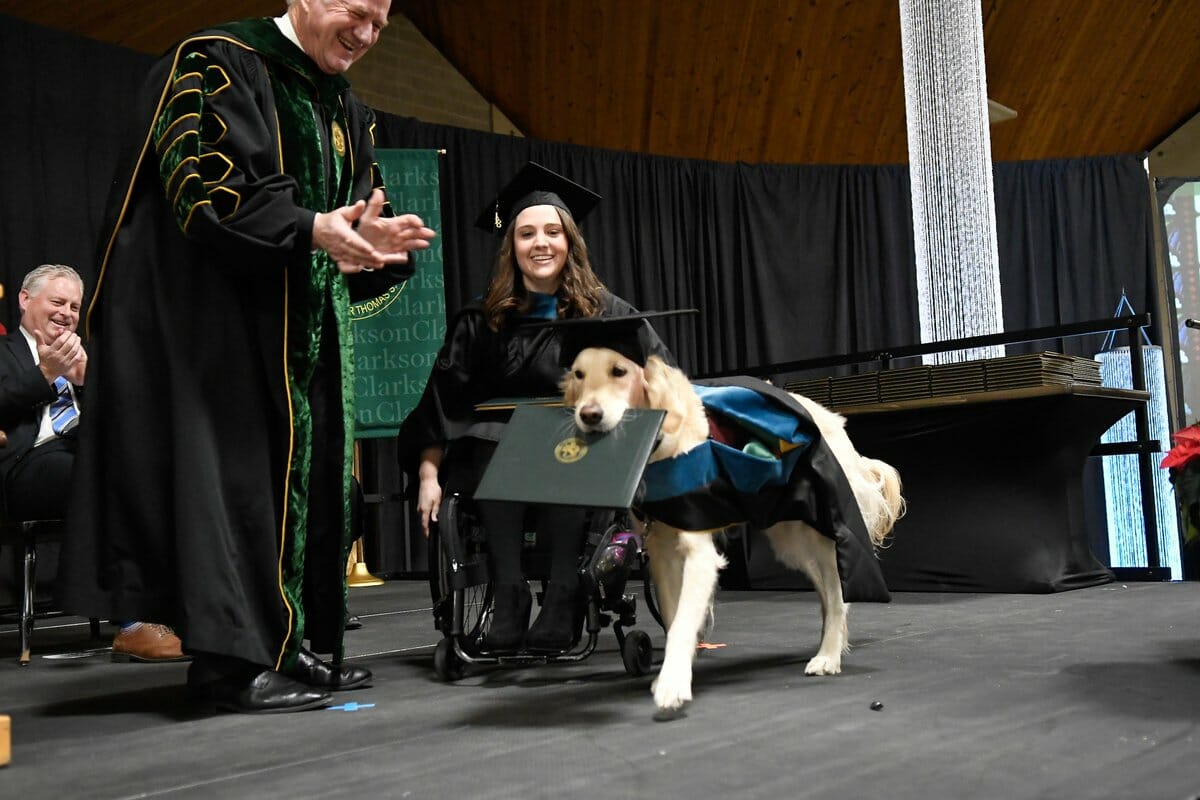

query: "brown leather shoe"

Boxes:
[111, 623, 190, 663]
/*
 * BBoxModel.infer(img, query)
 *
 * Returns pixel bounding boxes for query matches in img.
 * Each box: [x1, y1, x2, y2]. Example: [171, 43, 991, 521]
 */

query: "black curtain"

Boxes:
[993, 156, 1157, 358]
[375, 114, 1157, 376]
[0, 16, 153, 321]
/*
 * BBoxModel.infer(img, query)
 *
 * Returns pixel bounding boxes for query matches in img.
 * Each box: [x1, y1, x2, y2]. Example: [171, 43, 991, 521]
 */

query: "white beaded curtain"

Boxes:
[899, 0, 1004, 363]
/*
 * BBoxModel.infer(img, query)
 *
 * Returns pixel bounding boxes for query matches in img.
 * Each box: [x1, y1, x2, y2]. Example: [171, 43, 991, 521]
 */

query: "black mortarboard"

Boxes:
[543, 309, 699, 367]
[474, 162, 602, 234]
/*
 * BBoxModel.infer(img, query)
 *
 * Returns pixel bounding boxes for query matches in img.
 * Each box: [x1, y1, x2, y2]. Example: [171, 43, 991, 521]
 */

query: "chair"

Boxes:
[0, 430, 101, 665]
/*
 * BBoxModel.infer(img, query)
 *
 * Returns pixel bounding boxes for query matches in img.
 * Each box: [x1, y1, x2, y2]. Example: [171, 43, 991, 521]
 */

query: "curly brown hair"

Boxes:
[481, 206, 607, 331]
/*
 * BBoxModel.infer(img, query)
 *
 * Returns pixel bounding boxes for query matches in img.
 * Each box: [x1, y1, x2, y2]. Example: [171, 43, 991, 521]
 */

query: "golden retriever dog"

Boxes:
[562, 348, 903, 712]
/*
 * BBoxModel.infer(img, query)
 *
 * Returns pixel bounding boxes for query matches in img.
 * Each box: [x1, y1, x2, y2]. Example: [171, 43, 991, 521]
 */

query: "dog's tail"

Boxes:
[858, 457, 905, 548]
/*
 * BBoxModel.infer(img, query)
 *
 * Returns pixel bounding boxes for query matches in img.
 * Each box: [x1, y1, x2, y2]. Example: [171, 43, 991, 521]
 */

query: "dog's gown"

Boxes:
[640, 376, 890, 603]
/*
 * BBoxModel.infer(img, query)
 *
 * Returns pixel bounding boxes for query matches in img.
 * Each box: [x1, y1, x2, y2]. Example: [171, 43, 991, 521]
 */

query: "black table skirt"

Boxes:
[834, 385, 1148, 592]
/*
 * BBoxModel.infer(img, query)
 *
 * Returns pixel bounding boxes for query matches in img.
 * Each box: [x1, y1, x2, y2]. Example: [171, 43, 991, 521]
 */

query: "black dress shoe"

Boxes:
[284, 647, 372, 691]
[484, 583, 532, 651]
[526, 581, 581, 651]
[190, 668, 332, 714]
[344, 614, 363, 631]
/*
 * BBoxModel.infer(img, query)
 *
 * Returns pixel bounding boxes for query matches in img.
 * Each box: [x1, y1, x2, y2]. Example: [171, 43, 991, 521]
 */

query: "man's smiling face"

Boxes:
[19, 275, 82, 343]
[292, 0, 390, 75]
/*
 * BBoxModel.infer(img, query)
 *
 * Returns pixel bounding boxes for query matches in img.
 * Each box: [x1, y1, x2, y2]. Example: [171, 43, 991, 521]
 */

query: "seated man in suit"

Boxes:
[1, 264, 184, 662]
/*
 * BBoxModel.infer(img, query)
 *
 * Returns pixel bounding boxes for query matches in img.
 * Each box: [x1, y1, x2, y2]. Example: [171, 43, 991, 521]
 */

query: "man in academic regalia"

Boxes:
[59, 0, 436, 713]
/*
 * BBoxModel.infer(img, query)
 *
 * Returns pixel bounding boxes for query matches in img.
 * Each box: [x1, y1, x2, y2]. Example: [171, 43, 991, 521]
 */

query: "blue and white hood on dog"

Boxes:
[639, 376, 891, 603]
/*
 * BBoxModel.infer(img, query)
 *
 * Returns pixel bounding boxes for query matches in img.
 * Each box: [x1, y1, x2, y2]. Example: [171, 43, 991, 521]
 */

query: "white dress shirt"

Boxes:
[275, 12, 302, 48]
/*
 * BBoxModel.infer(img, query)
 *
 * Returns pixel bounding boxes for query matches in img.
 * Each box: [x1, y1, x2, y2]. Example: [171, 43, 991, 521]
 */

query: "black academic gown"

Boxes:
[59, 19, 409, 669]
[397, 293, 664, 493]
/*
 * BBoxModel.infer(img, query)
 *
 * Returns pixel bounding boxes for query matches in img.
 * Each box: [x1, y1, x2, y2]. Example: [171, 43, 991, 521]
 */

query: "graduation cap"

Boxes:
[539, 308, 699, 367]
[474, 162, 602, 234]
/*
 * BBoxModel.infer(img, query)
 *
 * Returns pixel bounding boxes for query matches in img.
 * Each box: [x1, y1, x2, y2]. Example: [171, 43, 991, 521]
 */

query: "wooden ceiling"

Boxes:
[5, 0, 1200, 165]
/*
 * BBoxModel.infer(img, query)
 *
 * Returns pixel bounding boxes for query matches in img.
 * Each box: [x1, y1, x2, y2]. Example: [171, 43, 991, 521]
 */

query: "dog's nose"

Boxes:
[579, 403, 603, 427]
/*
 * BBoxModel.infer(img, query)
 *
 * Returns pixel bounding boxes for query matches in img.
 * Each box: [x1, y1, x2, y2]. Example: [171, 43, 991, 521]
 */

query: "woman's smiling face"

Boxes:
[513, 204, 569, 294]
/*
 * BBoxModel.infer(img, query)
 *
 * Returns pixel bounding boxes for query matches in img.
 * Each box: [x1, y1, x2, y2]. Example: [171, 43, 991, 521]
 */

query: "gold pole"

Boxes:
[347, 441, 384, 587]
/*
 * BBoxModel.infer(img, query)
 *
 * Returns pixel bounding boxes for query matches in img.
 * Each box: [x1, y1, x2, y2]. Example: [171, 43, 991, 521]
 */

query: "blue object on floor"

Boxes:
[327, 702, 376, 712]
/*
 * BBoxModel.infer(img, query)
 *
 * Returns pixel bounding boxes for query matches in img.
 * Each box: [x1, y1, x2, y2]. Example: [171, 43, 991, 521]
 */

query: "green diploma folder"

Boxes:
[473, 405, 666, 509]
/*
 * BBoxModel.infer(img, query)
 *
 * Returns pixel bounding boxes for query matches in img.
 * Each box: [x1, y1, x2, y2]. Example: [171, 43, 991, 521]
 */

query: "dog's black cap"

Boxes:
[474, 162, 601, 234]
[536, 309, 698, 367]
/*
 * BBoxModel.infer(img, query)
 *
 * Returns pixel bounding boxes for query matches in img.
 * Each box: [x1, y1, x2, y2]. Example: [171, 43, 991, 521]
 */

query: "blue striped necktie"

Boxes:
[49, 376, 78, 435]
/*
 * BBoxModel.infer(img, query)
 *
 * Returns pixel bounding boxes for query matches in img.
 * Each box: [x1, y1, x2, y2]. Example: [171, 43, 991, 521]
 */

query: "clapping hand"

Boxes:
[356, 189, 437, 269]
[313, 189, 436, 275]
[34, 329, 87, 385]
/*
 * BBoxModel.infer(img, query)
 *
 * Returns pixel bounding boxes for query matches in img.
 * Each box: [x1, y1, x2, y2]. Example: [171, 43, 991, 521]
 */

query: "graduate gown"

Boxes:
[397, 292, 664, 493]
[639, 376, 891, 603]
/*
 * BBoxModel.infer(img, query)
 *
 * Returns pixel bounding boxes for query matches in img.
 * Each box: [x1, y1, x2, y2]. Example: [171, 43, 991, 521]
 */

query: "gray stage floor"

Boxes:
[2, 579, 1199, 799]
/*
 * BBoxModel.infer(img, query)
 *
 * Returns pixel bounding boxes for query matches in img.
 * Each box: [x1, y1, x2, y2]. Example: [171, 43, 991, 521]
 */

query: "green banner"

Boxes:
[351, 148, 445, 438]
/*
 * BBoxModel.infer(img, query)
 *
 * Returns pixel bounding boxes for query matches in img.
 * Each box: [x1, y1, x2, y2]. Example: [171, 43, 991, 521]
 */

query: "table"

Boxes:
[836, 384, 1149, 592]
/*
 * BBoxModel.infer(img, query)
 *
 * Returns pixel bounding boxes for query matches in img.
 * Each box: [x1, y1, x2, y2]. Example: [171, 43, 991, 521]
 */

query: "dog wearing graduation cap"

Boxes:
[558, 311, 904, 713]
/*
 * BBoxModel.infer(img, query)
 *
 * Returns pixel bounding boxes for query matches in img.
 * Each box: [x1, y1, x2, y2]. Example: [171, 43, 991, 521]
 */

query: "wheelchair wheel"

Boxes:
[433, 637, 466, 682]
[621, 629, 653, 677]
[428, 493, 493, 647]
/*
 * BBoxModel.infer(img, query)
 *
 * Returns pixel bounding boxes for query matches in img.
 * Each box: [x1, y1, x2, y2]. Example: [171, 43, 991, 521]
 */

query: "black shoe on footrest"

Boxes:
[526, 581, 581, 651]
[485, 583, 532, 651]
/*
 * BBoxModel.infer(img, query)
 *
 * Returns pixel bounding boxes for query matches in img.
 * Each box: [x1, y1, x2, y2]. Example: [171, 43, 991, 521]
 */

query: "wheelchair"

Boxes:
[428, 491, 663, 681]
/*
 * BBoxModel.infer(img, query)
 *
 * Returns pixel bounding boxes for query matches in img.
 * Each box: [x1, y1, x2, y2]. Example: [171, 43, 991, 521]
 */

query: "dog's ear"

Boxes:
[560, 366, 580, 406]
[643, 355, 691, 434]
[646, 355, 696, 407]
[642, 355, 673, 411]
[644, 355, 708, 450]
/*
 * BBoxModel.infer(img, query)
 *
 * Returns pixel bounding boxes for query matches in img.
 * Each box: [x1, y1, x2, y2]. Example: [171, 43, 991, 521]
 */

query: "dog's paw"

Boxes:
[651, 667, 693, 711]
[804, 654, 842, 675]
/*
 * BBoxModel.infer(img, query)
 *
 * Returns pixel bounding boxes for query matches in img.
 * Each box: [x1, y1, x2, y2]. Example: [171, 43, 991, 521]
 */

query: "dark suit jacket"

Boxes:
[0, 329, 61, 479]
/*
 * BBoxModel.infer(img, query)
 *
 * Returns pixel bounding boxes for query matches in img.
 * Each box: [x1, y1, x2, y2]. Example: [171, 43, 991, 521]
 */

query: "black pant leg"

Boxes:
[4, 438, 74, 520]
[303, 306, 348, 652]
[477, 500, 526, 585]
[534, 505, 589, 585]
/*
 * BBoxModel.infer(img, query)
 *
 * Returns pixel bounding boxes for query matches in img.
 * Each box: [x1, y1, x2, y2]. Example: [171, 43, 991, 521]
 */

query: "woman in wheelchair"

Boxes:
[397, 163, 670, 652]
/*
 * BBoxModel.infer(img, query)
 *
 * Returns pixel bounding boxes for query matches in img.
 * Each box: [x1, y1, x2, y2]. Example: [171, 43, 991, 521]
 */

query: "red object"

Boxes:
[706, 409, 747, 448]
[1161, 424, 1200, 469]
